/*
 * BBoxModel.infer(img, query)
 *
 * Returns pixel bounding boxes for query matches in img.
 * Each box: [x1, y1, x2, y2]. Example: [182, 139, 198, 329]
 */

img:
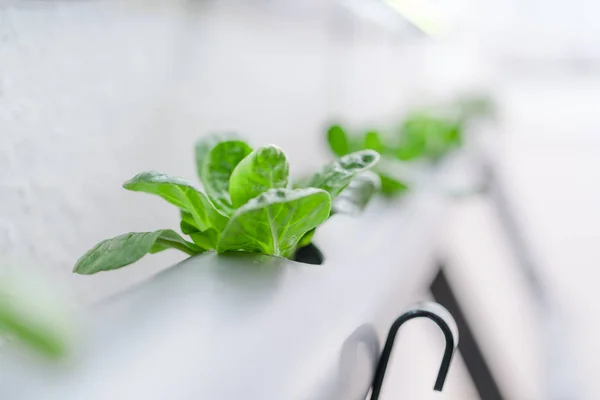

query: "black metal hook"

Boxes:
[370, 302, 459, 399]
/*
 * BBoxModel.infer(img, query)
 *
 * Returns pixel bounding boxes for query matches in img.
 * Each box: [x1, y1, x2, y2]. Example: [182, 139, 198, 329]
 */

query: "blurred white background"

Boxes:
[0, 0, 490, 303]
[2, 0, 600, 398]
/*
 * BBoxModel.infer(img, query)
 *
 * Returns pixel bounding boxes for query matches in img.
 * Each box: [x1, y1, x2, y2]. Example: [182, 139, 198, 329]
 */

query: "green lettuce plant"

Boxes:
[73, 135, 379, 275]
[327, 125, 410, 197]
[395, 112, 463, 162]
[327, 115, 461, 196]
[326, 94, 494, 196]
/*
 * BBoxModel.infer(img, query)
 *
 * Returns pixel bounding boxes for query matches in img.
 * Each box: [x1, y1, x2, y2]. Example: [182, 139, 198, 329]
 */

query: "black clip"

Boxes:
[370, 302, 459, 399]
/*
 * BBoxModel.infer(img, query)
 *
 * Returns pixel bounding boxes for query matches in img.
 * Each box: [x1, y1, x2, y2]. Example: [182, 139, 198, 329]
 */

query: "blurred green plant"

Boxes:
[327, 125, 410, 197]
[395, 112, 463, 163]
[73, 134, 380, 274]
[454, 93, 496, 121]
[326, 94, 495, 196]
[0, 273, 75, 360]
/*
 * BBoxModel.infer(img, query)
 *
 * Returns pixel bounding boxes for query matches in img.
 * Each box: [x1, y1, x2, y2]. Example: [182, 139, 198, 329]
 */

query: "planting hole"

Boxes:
[294, 243, 324, 265]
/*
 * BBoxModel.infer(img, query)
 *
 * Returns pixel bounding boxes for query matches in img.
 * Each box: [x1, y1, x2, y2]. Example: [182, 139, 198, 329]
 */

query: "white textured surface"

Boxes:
[0, 2, 192, 303]
[0, 1, 484, 303]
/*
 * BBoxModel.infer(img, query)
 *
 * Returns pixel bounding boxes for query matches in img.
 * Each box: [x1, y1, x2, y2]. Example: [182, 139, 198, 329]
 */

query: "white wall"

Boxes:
[0, 0, 483, 303]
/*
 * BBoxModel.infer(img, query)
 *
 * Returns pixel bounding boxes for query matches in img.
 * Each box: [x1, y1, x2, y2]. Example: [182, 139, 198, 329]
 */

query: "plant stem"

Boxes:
[156, 238, 198, 256]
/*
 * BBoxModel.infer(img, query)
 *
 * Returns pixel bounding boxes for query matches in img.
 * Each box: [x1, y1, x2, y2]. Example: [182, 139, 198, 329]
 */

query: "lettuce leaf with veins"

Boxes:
[197, 138, 253, 215]
[229, 144, 289, 208]
[217, 188, 331, 258]
[73, 230, 201, 274]
[123, 171, 228, 232]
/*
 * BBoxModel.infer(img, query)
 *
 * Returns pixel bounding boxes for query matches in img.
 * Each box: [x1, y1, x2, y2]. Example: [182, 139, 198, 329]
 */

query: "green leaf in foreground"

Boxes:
[180, 210, 199, 235]
[0, 310, 66, 359]
[397, 114, 462, 162]
[195, 132, 242, 179]
[0, 276, 74, 360]
[123, 171, 228, 232]
[327, 124, 350, 157]
[148, 229, 202, 253]
[189, 229, 220, 250]
[297, 228, 316, 249]
[217, 188, 331, 258]
[73, 230, 201, 275]
[229, 144, 290, 208]
[200, 140, 253, 215]
[308, 150, 380, 199]
[180, 211, 222, 250]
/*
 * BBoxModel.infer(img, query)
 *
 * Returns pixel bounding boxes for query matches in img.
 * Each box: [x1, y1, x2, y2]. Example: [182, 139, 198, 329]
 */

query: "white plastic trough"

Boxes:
[0, 184, 452, 400]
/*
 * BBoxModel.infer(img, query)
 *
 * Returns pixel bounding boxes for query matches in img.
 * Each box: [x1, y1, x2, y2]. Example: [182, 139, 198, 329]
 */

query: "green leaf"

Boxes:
[189, 229, 220, 249]
[327, 125, 350, 157]
[195, 133, 242, 180]
[123, 171, 228, 233]
[363, 131, 384, 153]
[229, 144, 290, 208]
[308, 150, 380, 199]
[426, 120, 452, 159]
[297, 229, 316, 249]
[73, 230, 201, 275]
[443, 121, 462, 146]
[0, 309, 66, 359]
[378, 172, 409, 196]
[397, 115, 428, 160]
[179, 211, 220, 249]
[180, 210, 199, 235]
[148, 229, 203, 254]
[333, 171, 380, 215]
[217, 188, 331, 258]
[200, 140, 253, 215]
